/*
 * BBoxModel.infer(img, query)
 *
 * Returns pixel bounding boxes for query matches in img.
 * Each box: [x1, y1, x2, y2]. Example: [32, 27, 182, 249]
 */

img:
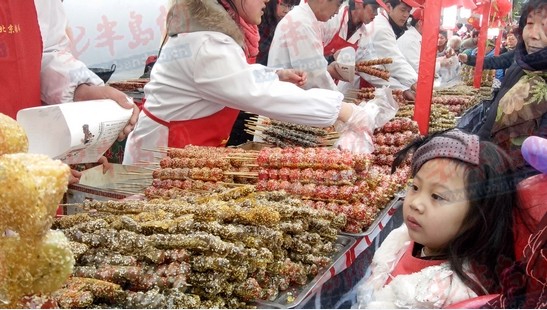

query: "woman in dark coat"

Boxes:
[474, 0, 547, 178]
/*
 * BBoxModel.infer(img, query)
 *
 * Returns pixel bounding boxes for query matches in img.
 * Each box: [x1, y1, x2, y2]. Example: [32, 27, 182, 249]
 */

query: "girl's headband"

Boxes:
[411, 129, 480, 174]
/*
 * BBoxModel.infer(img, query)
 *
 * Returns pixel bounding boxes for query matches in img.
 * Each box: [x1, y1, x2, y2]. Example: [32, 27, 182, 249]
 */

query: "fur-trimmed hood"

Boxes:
[166, 0, 244, 47]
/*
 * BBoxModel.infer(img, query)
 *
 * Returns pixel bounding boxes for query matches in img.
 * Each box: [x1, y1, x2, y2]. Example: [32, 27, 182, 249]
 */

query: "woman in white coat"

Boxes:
[123, 0, 369, 164]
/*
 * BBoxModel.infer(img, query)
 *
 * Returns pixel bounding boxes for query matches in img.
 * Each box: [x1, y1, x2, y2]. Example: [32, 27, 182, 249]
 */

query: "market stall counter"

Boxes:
[301, 198, 404, 309]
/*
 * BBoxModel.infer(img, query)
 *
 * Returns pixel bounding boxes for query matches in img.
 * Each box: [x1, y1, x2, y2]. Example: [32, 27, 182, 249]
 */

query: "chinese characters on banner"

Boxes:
[63, 0, 168, 81]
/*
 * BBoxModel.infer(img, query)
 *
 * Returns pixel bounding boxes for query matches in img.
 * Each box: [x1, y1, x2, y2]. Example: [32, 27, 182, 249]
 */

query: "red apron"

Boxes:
[323, 7, 358, 57]
[143, 107, 240, 148]
[0, 0, 42, 119]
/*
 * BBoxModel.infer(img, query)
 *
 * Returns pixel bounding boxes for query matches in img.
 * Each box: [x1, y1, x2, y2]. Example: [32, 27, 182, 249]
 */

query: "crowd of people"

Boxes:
[0, 0, 545, 308]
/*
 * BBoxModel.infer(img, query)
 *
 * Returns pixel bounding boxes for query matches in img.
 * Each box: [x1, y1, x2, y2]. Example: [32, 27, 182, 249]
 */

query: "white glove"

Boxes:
[335, 104, 375, 154]
[365, 87, 399, 129]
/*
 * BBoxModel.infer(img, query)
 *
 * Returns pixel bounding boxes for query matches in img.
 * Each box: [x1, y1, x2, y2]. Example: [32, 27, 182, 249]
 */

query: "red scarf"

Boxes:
[220, 0, 260, 63]
[239, 18, 259, 63]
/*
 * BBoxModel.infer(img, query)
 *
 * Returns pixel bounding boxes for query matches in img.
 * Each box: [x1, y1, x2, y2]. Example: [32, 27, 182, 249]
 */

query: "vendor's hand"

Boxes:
[69, 169, 82, 185]
[403, 89, 416, 101]
[458, 53, 468, 64]
[276, 69, 307, 87]
[410, 83, 417, 92]
[74, 84, 139, 141]
[336, 103, 374, 154]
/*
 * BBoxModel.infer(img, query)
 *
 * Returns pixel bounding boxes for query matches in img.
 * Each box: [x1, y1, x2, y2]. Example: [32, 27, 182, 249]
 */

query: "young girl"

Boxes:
[355, 129, 517, 308]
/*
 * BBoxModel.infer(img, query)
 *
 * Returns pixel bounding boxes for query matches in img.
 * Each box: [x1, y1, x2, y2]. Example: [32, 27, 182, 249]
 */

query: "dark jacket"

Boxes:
[475, 48, 547, 178]
[466, 50, 515, 70]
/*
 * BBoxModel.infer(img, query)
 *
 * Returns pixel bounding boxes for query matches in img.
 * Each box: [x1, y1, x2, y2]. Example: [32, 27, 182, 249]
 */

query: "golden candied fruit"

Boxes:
[0, 112, 29, 156]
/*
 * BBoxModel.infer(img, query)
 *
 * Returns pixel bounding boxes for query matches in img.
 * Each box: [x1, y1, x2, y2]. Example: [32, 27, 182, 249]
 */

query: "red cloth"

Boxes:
[143, 106, 239, 148]
[239, 18, 260, 63]
[219, 0, 259, 63]
[385, 242, 445, 285]
[0, 0, 42, 119]
[323, 7, 358, 57]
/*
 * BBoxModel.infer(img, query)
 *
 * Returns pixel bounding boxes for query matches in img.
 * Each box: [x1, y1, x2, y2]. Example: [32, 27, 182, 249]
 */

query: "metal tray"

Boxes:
[340, 192, 405, 237]
[255, 235, 356, 309]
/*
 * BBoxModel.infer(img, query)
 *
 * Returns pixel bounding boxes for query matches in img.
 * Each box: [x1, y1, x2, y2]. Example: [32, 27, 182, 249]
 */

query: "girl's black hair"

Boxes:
[262, 0, 280, 27]
[392, 129, 518, 294]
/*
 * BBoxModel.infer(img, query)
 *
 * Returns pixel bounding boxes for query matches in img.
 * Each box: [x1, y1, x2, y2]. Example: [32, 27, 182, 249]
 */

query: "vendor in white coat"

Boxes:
[355, 0, 420, 99]
[123, 0, 371, 165]
[267, 0, 346, 90]
[322, 0, 379, 58]
[396, 8, 423, 73]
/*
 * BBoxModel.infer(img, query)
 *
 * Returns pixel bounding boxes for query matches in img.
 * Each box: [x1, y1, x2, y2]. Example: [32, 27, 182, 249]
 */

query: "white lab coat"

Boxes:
[35, 0, 103, 105]
[396, 26, 421, 73]
[322, 3, 366, 50]
[268, 3, 337, 90]
[123, 0, 344, 165]
[356, 11, 417, 90]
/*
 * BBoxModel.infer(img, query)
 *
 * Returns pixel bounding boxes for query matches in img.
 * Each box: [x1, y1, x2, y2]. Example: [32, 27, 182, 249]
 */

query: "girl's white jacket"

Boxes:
[355, 224, 479, 309]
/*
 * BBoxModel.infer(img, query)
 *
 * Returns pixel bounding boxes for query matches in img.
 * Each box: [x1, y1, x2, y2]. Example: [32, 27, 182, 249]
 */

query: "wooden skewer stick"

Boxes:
[142, 147, 167, 153]
[119, 172, 149, 176]
[225, 154, 259, 159]
[58, 203, 81, 207]
[217, 182, 247, 187]
[132, 161, 159, 166]
[115, 182, 150, 186]
[242, 163, 259, 167]
[223, 171, 258, 177]
[246, 129, 266, 138]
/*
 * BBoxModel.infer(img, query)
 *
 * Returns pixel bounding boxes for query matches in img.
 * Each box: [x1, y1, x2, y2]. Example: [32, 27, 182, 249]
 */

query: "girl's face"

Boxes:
[438, 34, 447, 47]
[523, 7, 547, 54]
[403, 159, 470, 255]
[276, 0, 294, 20]
[387, 3, 411, 28]
[236, 0, 269, 25]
